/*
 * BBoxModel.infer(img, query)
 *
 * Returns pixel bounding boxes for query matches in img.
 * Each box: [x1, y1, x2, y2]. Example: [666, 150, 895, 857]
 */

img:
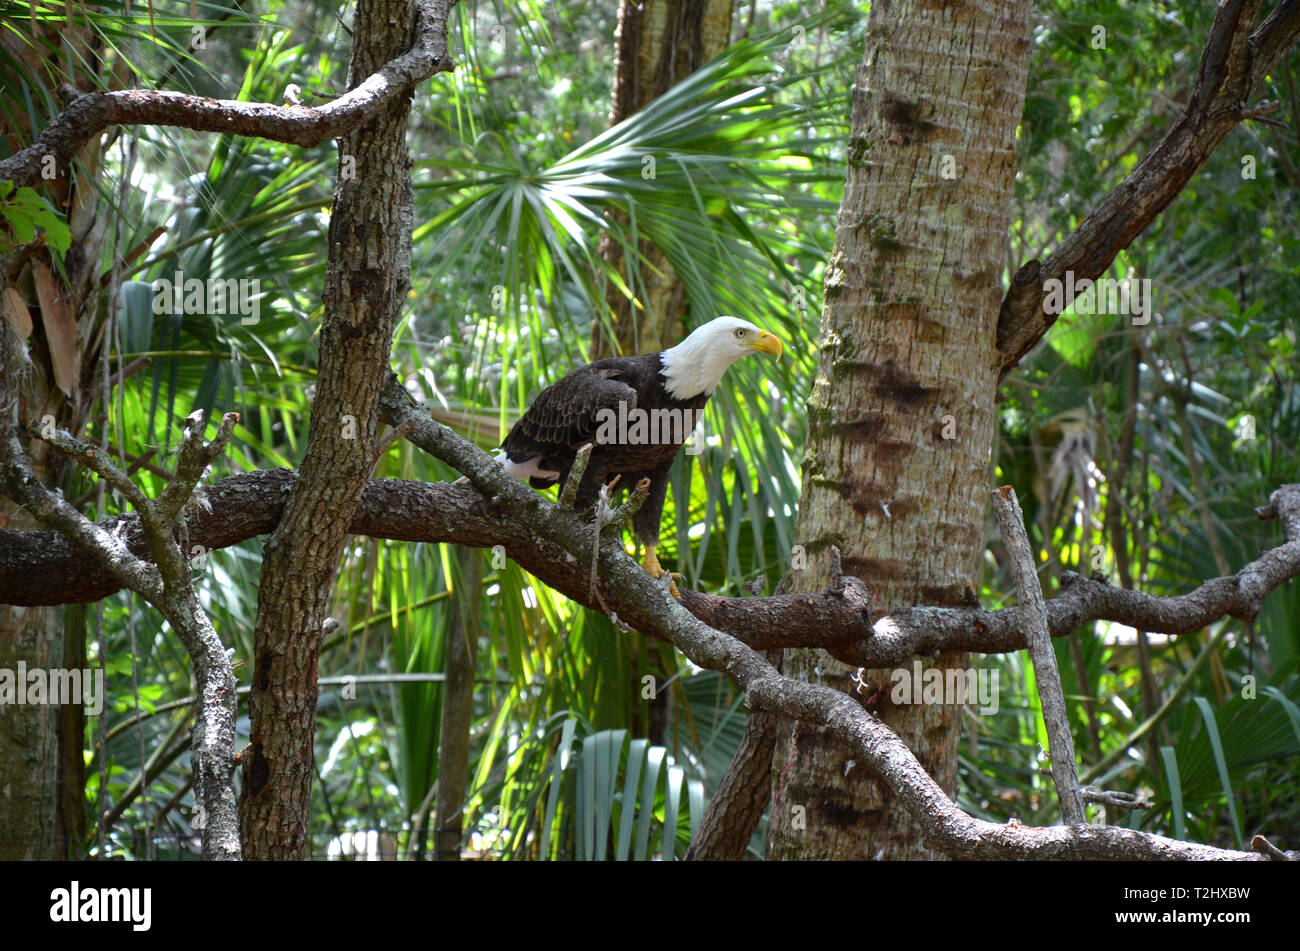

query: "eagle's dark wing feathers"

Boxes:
[501, 362, 642, 482]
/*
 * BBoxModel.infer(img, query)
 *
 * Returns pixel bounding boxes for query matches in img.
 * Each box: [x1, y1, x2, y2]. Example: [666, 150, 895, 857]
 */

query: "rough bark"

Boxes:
[0, 425, 69, 861]
[0, 571, 64, 859]
[768, 0, 1033, 860]
[5, 470, 1298, 676]
[238, 0, 450, 860]
[686, 648, 781, 861]
[593, 0, 734, 359]
[434, 546, 482, 860]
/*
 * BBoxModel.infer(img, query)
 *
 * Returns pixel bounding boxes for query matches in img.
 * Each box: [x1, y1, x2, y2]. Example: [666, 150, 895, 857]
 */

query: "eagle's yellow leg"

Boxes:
[643, 544, 683, 600]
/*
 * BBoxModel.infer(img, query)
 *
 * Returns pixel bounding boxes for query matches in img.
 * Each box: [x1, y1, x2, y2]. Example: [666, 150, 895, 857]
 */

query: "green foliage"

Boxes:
[977, 0, 1300, 846]
[6, 0, 1295, 858]
[474, 716, 708, 860]
[0, 182, 70, 255]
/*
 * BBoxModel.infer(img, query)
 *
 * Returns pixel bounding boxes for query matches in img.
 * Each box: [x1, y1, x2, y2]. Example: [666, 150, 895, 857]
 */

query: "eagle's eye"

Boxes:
[734, 328, 746, 338]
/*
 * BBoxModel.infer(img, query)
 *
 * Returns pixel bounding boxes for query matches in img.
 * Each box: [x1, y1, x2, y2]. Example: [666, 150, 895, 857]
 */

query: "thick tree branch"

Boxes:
[0, 326, 241, 860]
[3, 468, 1298, 672]
[373, 377, 1296, 860]
[684, 691, 778, 860]
[0, 0, 456, 188]
[996, 0, 1300, 377]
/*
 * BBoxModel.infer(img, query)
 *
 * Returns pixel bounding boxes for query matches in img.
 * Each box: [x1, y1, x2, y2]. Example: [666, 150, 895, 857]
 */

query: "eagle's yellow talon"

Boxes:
[643, 545, 683, 599]
[498, 318, 780, 601]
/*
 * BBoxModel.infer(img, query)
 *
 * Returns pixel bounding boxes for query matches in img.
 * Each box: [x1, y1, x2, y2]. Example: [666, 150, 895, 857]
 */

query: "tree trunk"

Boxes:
[686, 652, 778, 860]
[768, 0, 1032, 860]
[238, 0, 418, 860]
[0, 570, 64, 858]
[433, 546, 482, 860]
[593, 0, 734, 359]
[0, 12, 121, 858]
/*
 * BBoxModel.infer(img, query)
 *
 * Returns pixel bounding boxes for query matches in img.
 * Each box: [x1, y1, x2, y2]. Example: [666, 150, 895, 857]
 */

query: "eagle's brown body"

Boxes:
[498, 316, 783, 590]
[501, 353, 707, 549]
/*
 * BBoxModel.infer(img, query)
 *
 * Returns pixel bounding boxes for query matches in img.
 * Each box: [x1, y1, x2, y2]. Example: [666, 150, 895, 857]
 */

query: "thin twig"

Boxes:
[558, 443, 593, 510]
[609, 475, 649, 530]
[1081, 787, 1151, 809]
[993, 485, 1086, 825]
[1251, 835, 1293, 860]
[588, 476, 620, 612]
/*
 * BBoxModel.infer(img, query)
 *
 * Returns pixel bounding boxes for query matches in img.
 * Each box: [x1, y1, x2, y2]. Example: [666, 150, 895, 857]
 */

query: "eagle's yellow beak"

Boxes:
[750, 330, 783, 358]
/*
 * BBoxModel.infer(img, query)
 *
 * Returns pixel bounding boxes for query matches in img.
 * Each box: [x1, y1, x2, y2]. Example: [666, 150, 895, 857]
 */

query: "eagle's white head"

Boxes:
[659, 316, 783, 400]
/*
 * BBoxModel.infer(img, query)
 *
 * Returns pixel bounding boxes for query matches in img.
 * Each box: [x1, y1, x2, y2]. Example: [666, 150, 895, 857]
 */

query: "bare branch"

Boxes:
[372, 377, 1296, 859]
[4, 471, 1298, 674]
[1, 320, 241, 859]
[992, 485, 1084, 825]
[0, 0, 458, 188]
[1081, 787, 1151, 810]
[1251, 834, 1293, 860]
[609, 475, 650, 530]
[557, 443, 593, 510]
[996, 0, 1300, 377]
[34, 425, 154, 521]
[155, 410, 238, 524]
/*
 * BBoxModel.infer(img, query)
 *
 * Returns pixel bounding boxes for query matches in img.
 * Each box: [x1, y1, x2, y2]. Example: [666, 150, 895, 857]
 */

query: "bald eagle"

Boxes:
[498, 316, 782, 594]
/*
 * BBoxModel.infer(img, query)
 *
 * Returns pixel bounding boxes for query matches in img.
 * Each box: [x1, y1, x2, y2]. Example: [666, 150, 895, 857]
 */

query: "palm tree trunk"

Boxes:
[768, 0, 1033, 860]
